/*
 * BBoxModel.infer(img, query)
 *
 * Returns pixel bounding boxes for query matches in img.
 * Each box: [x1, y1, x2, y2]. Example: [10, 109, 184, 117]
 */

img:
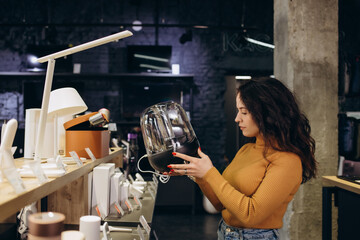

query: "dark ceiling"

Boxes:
[0, 0, 274, 36]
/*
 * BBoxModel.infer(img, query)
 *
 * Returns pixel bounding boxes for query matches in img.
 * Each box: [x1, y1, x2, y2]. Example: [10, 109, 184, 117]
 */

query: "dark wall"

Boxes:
[339, 0, 360, 111]
[0, 0, 273, 168]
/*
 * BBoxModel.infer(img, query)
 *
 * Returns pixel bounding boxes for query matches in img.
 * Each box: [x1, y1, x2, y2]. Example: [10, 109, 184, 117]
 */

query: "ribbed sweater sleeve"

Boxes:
[196, 172, 224, 211]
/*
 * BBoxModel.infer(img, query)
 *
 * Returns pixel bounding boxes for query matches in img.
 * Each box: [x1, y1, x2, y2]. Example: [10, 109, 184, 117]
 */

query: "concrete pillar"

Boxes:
[274, 0, 338, 239]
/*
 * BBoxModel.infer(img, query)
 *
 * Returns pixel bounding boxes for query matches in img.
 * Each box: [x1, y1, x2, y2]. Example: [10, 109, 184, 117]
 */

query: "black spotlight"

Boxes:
[179, 29, 192, 44]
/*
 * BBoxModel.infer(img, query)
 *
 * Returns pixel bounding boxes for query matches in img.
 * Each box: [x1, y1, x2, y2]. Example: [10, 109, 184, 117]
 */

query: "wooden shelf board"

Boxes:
[0, 148, 123, 221]
[322, 175, 360, 195]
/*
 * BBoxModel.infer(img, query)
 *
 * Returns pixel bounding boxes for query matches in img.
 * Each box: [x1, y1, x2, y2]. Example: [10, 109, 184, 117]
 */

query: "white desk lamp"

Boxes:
[33, 30, 133, 174]
[48, 87, 88, 157]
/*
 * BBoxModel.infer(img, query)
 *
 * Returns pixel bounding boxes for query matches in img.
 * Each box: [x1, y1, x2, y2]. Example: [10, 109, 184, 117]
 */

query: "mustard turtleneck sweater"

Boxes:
[196, 138, 302, 229]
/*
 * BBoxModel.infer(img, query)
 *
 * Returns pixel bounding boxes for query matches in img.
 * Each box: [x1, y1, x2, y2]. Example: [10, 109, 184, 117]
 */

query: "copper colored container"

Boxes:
[28, 212, 65, 240]
[64, 112, 110, 158]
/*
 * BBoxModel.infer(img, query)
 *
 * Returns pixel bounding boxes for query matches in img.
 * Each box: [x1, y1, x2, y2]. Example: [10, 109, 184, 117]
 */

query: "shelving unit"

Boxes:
[105, 184, 157, 227]
[0, 148, 159, 239]
[0, 148, 123, 222]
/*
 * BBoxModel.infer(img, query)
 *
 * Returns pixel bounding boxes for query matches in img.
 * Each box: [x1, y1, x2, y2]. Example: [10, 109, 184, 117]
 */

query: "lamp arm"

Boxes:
[37, 30, 133, 63]
[34, 59, 55, 162]
[34, 30, 133, 164]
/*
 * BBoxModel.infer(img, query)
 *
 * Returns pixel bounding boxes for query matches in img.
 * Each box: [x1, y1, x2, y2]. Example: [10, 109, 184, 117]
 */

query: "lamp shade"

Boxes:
[48, 87, 87, 117]
[48, 87, 88, 156]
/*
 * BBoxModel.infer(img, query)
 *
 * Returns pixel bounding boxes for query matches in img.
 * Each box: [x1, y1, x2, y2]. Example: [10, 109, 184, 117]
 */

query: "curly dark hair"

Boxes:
[237, 77, 317, 183]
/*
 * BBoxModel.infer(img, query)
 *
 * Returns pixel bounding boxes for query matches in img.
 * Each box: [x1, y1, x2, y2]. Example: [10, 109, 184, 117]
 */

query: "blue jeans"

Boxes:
[217, 219, 279, 240]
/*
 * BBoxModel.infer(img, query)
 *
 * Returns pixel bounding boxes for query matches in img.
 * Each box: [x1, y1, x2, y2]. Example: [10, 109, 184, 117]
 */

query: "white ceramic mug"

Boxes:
[61, 230, 85, 240]
[79, 215, 101, 240]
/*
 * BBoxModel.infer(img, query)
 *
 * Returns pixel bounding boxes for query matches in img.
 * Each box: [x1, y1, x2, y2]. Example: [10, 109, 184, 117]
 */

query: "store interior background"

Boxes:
[0, 0, 274, 166]
[0, 0, 356, 239]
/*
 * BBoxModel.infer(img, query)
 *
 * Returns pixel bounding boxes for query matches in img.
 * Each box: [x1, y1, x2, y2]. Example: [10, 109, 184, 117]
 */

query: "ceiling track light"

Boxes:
[235, 76, 252, 80]
[132, 20, 142, 31]
[243, 36, 274, 49]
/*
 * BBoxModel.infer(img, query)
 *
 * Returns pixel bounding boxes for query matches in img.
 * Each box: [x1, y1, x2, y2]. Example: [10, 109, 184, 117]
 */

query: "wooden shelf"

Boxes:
[0, 148, 123, 222]
[322, 176, 360, 195]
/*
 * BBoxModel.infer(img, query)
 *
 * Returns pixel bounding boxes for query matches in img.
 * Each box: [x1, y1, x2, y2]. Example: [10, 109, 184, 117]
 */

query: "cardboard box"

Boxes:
[64, 112, 110, 158]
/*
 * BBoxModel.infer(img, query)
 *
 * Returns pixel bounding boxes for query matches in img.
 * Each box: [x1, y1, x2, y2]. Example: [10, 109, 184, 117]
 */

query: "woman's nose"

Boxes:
[235, 113, 242, 123]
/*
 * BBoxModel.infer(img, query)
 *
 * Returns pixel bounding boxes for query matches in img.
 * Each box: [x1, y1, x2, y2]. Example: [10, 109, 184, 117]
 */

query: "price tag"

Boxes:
[148, 187, 155, 200]
[28, 161, 48, 184]
[125, 199, 134, 212]
[139, 215, 151, 235]
[137, 225, 145, 240]
[133, 196, 143, 209]
[114, 202, 125, 216]
[95, 206, 101, 217]
[85, 148, 96, 161]
[128, 174, 135, 184]
[3, 168, 26, 194]
[152, 174, 158, 185]
[150, 181, 157, 190]
[95, 205, 106, 219]
[55, 155, 66, 172]
[149, 183, 157, 193]
[69, 151, 83, 166]
[135, 173, 145, 181]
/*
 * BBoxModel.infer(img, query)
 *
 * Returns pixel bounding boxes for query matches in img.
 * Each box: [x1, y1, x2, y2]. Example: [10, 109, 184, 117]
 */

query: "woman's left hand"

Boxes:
[168, 148, 214, 179]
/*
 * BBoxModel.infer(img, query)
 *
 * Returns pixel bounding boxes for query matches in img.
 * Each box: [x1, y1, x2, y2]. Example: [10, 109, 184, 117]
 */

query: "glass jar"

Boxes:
[140, 101, 199, 172]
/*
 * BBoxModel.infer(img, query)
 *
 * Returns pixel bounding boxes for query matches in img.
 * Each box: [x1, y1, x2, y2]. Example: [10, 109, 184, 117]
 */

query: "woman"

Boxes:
[167, 77, 317, 240]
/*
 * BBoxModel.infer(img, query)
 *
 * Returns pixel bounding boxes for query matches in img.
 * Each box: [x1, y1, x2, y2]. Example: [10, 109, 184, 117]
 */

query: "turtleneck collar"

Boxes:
[255, 136, 265, 148]
[255, 136, 282, 156]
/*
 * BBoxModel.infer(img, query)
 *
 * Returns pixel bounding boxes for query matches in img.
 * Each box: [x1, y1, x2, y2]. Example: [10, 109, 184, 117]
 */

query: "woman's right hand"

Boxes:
[167, 148, 213, 179]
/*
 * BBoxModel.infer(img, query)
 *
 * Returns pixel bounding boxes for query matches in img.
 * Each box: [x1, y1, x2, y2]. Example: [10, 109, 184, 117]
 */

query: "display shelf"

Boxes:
[322, 175, 360, 194]
[103, 181, 157, 240]
[322, 175, 360, 240]
[0, 148, 123, 222]
[100, 226, 149, 240]
[105, 182, 157, 227]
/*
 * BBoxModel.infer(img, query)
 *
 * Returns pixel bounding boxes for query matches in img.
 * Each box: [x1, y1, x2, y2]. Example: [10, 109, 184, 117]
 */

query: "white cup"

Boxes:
[79, 215, 101, 240]
[61, 230, 85, 240]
